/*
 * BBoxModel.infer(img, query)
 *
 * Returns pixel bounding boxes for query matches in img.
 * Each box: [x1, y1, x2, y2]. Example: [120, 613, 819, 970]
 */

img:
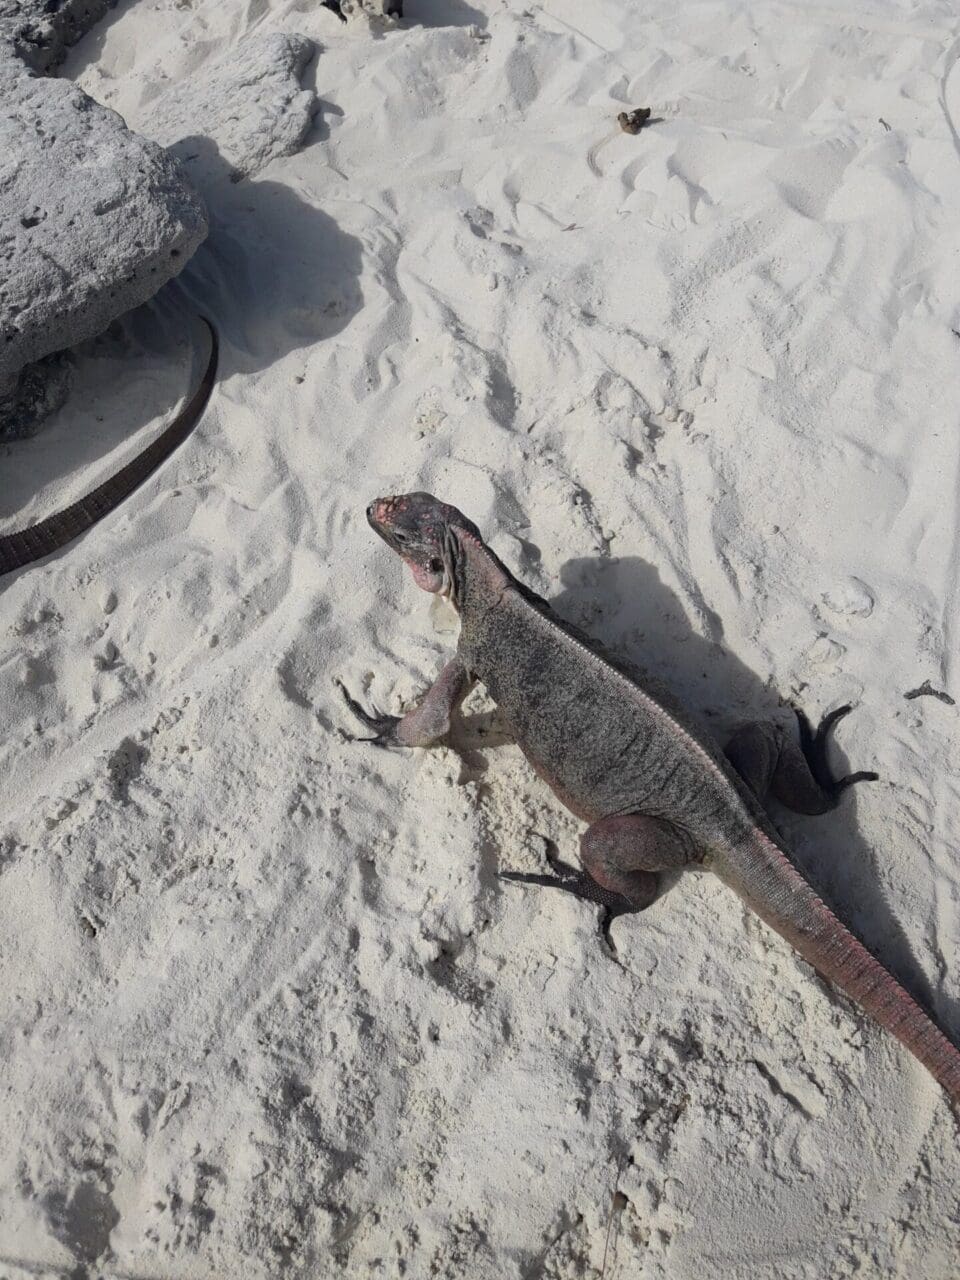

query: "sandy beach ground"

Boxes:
[2, 0, 960, 1275]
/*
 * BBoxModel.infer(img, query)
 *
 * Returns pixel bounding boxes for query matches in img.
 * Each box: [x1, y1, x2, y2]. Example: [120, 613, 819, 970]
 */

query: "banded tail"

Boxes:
[0, 318, 218, 577]
[718, 830, 960, 1102]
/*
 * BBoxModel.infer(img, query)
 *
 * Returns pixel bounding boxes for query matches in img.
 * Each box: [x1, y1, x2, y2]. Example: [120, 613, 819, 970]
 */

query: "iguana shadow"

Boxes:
[464, 550, 958, 1041]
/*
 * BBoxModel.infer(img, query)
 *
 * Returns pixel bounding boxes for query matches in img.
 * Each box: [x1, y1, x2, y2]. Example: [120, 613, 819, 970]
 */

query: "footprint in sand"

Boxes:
[586, 127, 624, 178]
[821, 578, 875, 620]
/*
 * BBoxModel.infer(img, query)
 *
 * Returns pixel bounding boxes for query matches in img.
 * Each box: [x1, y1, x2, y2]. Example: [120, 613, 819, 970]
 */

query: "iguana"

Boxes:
[0, 318, 218, 578]
[339, 491, 960, 1104]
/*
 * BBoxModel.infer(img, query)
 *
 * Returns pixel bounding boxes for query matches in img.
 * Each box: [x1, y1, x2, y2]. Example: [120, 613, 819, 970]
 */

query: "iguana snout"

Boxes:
[366, 491, 480, 598]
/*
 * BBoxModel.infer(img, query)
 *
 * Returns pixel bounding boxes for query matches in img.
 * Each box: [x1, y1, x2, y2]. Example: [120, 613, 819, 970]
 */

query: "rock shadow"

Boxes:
[54, 0, 141, 79]
[321, 1, 486, 28]
[0, 136, 363, 542]
[405, 0, 488, 28]
[478, 550, 959, 1041]
[160, 135, 364, 375]
[307, 97, 345, 145]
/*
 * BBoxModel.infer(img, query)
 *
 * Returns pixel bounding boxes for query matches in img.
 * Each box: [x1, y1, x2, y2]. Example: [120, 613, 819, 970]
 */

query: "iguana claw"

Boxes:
[336, 679, 404, 746]
[498, 868, 634, 910]
[793, 703, 880, 798]
[498, 868, 636, 951]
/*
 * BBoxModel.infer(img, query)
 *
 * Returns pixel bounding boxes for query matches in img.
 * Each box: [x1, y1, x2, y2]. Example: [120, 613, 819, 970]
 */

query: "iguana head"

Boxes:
[366, 492, 481, 601]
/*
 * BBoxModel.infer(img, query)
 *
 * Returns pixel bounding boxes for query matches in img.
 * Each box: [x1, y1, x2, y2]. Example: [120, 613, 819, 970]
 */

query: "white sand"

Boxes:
[3, 0, 960, 1274]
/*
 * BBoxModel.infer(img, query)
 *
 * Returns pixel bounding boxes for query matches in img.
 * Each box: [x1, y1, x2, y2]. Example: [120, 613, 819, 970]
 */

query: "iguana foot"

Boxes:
[336, 679, 404, 746]
[794, 704, 880, 799]
[501, 813, 693, 949]
[498, 866, 642, 950]
[336, 659, 473, 749]
[726, 704, 879, 815]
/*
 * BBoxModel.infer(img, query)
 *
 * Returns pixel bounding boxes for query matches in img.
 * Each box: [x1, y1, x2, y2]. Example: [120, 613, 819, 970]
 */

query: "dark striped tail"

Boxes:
[719, 829, 960, 1102]
[0, 317, 218, 577]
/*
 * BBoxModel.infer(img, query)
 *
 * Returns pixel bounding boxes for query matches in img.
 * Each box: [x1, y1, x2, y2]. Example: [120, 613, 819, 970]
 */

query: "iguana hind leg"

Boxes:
[337, 658, 473, 748]
[501, 814, 694, 948]
[725, 704, 878, 815]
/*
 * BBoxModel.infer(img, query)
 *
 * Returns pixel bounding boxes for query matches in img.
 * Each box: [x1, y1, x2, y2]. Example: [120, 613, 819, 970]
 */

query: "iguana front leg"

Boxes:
[725, 704, 878, 815]
[501, 814, 695, 948]
[337, 658, 473, 748]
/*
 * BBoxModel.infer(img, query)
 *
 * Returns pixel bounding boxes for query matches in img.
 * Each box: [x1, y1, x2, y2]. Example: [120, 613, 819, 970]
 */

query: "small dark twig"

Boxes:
[904, 680, 955, 705]
[600, 1153, 627, 1277]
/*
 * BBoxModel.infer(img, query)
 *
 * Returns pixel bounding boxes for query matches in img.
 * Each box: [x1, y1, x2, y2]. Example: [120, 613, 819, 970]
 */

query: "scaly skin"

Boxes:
[0, 318, 218, 578]
[342, 492, 960, 1105]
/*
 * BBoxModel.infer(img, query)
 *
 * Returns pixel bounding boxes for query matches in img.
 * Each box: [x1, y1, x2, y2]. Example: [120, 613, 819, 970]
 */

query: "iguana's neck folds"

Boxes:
[450, 527, 510, 615]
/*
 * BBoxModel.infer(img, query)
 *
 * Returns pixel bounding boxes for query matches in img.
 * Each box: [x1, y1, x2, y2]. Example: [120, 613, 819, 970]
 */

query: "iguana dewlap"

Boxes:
[340, 491, 960, 1105]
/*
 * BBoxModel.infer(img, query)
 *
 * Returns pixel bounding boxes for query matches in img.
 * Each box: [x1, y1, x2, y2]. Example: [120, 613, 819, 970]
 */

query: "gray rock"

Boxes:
[331, 0, 403, 19]
[150, 33, 317, 182]
[0, 8, 319, 437]
[0, 68, 207, 400]
[1, 0, 116, 75]
[0, 349, 72, 439]
[0, 1, 207, 433]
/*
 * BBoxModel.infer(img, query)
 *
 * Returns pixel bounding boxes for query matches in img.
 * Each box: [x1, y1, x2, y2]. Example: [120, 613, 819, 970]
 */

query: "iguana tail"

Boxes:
[0, 317, 218, 577]
[716, 829, 960, 1103]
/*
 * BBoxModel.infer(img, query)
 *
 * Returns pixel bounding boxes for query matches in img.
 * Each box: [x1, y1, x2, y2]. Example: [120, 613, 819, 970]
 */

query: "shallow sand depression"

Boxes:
[2, 1, 960, 1276]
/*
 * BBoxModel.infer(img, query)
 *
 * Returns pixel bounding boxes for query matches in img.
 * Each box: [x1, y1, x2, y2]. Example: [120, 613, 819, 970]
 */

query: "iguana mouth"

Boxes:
[407, 557, 443, 591]
[367, 497, 401, 526]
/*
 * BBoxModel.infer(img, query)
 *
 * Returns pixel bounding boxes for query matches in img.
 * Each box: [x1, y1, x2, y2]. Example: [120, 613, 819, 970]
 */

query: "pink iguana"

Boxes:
[340, 492, 960, 1105]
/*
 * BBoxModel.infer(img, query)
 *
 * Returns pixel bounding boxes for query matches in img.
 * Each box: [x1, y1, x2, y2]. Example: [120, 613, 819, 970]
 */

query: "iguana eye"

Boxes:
[394, 530, 407, 543]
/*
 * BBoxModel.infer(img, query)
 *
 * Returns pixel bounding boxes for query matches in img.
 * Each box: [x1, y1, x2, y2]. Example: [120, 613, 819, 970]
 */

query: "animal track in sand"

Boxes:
[820, 578, 875, 620]
[588, 107, 660, 176]
[21, 653, 56, 689]
[425, 936, 492, 1008]
[105, 736, 148, 803]
[41, 1179, 120, 1276]
[803, 635, 846, 667]
[43, 796, 78, 830]
[586, 127, 622, 178]
[145, 1158, 224, 1251]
